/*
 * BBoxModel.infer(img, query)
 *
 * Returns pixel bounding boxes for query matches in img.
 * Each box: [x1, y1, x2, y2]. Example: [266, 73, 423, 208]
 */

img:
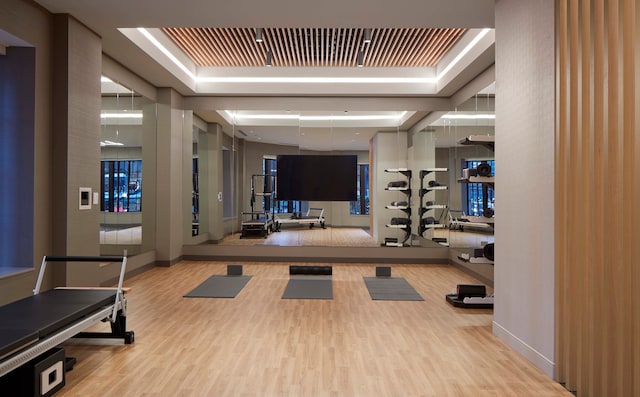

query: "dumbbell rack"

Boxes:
[383, 168, 412, 247]
[419, 168, 448, 246]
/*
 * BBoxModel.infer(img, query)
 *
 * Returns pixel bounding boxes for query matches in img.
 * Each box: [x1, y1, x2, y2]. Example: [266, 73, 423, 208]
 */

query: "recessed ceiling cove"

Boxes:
[162, 27, 466, 68]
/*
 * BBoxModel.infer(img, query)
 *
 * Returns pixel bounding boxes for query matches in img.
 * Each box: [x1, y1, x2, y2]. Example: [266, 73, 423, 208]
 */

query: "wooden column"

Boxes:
[555, 1, 639, 396]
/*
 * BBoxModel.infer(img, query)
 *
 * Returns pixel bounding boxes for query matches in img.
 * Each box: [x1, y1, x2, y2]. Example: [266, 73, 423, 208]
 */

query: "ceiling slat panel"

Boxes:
[378, 28, 393, 67]
[424, 28, 449, 65]
[336, 28, 345, 66]
[238, 28, 260, 66]
[431, 29, 458, 65]
[345, 28, 356, 67]
[273, 29, 291, 66]
[200, 28, 222, 65]
[401, 29, 428, 66]
[163, 27, 467, 67]
[397, 28, 415, 66]
[282, 29, 294, 67]
[368, 28, 387, 66]
[292, 28, 301, 66]
[163, 28, 198, 65]
[416, 28, 440, 66]
[426, 28, 457, 65]
[383, 27, 400, 67]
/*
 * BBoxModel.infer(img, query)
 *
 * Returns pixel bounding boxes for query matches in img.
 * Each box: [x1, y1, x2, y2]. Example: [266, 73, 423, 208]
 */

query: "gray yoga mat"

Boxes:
[184, 275, 252, 298]
[282, 276, 333, 300]
[363, 277, 424, 301]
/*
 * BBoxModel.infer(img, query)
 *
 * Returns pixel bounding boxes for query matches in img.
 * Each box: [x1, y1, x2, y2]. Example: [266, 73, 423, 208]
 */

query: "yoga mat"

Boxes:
[184, 275, 252, 298]
[282, 276, 333, 300]
[363, 277, 424, 301]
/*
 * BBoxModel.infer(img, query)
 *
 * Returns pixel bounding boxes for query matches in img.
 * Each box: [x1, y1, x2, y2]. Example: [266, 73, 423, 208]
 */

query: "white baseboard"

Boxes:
[493, 321, 556, 379]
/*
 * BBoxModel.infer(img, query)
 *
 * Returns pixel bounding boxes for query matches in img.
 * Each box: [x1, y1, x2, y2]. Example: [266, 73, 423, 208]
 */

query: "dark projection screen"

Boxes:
[276, 155, 357, 201]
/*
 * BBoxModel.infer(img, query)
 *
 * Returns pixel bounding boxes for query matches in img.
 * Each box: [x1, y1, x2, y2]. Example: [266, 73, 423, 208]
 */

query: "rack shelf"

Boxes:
[419, 168, 448, 244]
[458, 176, 495, 189]
[385, 224, 411, 229]
[385, 204, 409, 210]
[384, 169, 413, 247]
[457, 135, 495, 151]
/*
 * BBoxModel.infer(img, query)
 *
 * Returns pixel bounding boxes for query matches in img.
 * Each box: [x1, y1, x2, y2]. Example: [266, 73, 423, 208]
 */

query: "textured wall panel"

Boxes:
[555, 0, 639, 396]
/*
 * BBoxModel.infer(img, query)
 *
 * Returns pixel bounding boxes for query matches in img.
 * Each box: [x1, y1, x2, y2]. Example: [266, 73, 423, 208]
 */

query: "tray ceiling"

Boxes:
[162, 27, 466, 68]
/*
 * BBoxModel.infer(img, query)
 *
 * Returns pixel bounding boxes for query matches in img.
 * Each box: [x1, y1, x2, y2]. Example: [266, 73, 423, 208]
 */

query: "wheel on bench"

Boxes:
[124, 331, 135, 344]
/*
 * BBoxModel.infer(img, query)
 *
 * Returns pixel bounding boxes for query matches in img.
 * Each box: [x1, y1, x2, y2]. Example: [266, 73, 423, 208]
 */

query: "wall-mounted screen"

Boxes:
[276, 155, 357, 201]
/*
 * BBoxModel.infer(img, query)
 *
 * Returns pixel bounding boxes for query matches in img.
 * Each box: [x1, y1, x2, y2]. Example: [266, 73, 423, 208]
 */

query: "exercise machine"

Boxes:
[0, 255, 134, 395]
[241, 174, 275, 238]
[274, 207, 326, 231]
[448, 209, 494, 233]
[446, 284, 494, 309]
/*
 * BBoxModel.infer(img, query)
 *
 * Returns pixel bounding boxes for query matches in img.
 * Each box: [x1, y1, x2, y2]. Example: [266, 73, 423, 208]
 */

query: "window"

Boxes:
[263, 158, 306, 214]
[464, 160, 494, 216]
[101, 160, 142, 212]
[350, 164, 369, 215]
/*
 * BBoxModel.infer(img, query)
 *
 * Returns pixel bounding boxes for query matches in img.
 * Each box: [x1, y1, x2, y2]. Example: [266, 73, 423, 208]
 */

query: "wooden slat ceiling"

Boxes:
[162, 27, 467, 67]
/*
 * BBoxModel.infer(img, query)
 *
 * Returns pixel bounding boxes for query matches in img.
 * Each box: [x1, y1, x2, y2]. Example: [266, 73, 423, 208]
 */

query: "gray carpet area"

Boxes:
[363, 277, 424, 301]
[184, 275, 252, 298]
[282, 276, 333, 300]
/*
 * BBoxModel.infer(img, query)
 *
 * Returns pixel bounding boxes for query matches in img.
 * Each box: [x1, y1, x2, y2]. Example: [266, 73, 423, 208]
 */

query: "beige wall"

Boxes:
[493, 0, 555, 378]
[154, 89, 186, 264]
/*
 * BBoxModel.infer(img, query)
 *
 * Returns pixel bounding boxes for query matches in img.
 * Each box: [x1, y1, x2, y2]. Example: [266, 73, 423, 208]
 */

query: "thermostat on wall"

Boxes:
[79, 187, 92, 210]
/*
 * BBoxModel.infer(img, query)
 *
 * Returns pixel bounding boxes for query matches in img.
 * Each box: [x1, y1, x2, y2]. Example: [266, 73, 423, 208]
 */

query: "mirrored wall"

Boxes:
[429, 86, 495, 261]
[188, 109, 413, 248]
[184, 87, 493, 253]
[99, 77, 156, 255]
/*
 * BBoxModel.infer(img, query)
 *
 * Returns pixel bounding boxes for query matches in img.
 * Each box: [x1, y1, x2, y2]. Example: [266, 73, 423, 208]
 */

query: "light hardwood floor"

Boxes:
[219, 227, 380, 247]
[219, 227, 493, 249]
[58, 262, 570, 397]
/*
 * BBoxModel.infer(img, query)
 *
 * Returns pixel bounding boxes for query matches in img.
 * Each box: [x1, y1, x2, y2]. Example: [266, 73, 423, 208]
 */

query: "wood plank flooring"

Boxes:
[219, 227, 380, 247]
[219, 227, 493, 248]
[57, 262, 570, 397]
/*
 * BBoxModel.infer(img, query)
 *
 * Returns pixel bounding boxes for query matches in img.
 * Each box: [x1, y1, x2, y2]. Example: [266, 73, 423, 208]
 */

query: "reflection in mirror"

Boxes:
[433, 84, 495, 261]
[191, 121, 206, 238]
[380, 124, 410, 247]
[215, 110, 393, 247]
[202, 108, 494, 250]
[410, 123, 449, 249]
[99, 76, 154, 255]
[225, 118, 237, 237]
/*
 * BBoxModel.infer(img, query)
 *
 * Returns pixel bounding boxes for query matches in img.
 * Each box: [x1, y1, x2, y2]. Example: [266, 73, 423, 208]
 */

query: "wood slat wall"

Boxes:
[555, 1, 639, 396]
[162, 27, 465, 67]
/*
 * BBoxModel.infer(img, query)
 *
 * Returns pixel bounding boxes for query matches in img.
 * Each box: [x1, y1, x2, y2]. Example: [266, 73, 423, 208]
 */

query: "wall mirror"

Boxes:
[191, 108, 439, 249]
[99, 76, 156, 255]
[435, 83, 495, 261]
[189, 102, 493, 253]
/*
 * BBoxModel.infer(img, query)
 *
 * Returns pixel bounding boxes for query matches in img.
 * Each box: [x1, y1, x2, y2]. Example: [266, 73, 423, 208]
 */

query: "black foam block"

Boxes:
[227, 264, 243, 276]
[289, 265, 332, 275]
[375, 266, 391, 277]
